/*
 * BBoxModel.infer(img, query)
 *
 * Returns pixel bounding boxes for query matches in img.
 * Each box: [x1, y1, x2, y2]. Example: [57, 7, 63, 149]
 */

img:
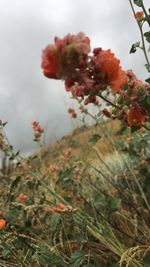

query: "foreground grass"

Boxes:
[0, 120, 150, 267]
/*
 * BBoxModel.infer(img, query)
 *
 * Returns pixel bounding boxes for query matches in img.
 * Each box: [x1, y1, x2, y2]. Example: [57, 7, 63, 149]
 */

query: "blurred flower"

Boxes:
[43, 206, 53, 213]
[95, 49, 127, 92]
[41, 45, 60, 79]
[48, 163, 60, 172]
[32, 121, 44, 142]
[63, 148, 72, 157]
[17, 193, 28, 202]
[54, 202, 74, 213]
[127, 107, 146, 127]
[102, 108, 111, 118]
[71, 111, 77, 118]
[28, 165, 33, 170]
[68, 108, 77, 118]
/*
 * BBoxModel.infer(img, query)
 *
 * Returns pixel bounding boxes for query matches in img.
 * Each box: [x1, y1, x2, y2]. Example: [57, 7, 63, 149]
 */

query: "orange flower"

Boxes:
[17, 193, 28, 201]
[127, 107, 146, 127]
[28, 165, 33, 170]
[135, 11, 143, 21]
[110, 69, 127, 93]
[111, 188, 118, 197]
[53, 207, 62, 213]
[0, 219, 7, 229]
[98, 49, 120, 82]
[71, 111, 77, 118]
[43, 206, 53, 213]
[57, 202, 66, 209]
[67, 108, 77, 118]
[53, 202, 67, 213]
[63, 148, 72, 157]
[97, 49, 127, 92]
[48, 163, 60, 172]
[41, 45, 60, 79]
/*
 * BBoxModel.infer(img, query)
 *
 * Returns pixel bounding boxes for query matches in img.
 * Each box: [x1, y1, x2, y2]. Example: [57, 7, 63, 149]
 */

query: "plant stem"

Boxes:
[99, 93, 120, 109]
[141, 3, 150, 26]
[129, 0, 150, 67]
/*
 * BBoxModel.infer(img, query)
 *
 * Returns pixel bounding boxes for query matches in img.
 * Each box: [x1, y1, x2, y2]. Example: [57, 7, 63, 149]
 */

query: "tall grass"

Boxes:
[0, 120, 149, 267]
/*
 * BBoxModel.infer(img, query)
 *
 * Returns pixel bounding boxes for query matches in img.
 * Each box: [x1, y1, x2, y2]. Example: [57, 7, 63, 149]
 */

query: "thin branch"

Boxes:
[99, 93, 120, 109]
[141, 3, 150, 26]
[129, 0, 150, 66]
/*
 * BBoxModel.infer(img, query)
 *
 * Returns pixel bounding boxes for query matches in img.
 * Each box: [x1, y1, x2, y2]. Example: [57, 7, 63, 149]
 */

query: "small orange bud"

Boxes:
[111, 188, 118, 197]
[17, 194, 28, 201]
[71, 111, 77, 118]
[79, 106, 84, 113]
[53, 207, 62, 213]
[68, 108, 74, 114]
[0, 219, 7, 229]
[135, 11, 143, 21]
[58, 202, 66, 209]
[28, 165, 33, 170]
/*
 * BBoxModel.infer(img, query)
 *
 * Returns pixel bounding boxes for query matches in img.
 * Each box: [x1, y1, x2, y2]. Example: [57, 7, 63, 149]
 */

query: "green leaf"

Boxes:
[102, 225, 111, 238]
[13, 236, 30, 250]
[144, 31, 150, 43]
[2, 121, 8, 127]
[94, 193, 105, 209]
[147, 95, 150, 105]
[133, 0, 143, 7]
[33, 247, 66, 267]
[50, 213, 61, 232]
[33, 251, 51, 266]
[57, 168, 73, 189]
[143, 254, 150, 266]
[145, 77, 150, 84]
[130, 42, 140, 53]
[69, 250, 85, 267]
[108, 197, 121, 212]
[89, 134, 101, 144]
[1, 246, 10, 259]
[10, 176, 21, 189]
[145, 64, 150, 72]
[5, 192, 15, 205]
[107, 264, 119, 267]
[83, 265, 96, 267]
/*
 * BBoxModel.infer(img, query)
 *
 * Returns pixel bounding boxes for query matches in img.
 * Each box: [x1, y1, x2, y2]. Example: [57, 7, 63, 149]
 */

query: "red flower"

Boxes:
[97, 49, 127, 92]
[71, 32, 91, 54]
[135, 11, 143, 21]
[127, 107, 146, 127]
[41, 45, 60, 79]
[43, 206, 53, 213]
[98, 49, 120, 82]
[110, 69, 127, 93]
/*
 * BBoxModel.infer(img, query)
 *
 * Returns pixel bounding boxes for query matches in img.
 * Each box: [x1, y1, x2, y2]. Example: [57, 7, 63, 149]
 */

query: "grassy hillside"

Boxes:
[0, 119, 150, 267]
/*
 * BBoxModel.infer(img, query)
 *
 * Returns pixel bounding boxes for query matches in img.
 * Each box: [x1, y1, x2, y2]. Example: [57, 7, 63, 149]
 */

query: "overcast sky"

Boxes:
[0, 0, 149, 155]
